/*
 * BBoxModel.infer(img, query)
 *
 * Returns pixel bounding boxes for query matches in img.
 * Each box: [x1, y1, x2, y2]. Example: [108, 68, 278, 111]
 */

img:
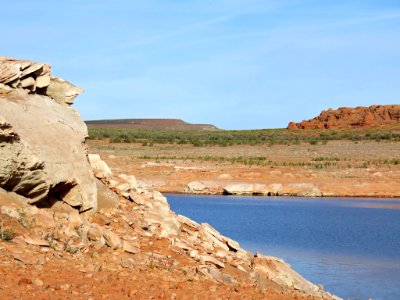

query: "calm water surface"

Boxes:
[166, 194, 400, 300]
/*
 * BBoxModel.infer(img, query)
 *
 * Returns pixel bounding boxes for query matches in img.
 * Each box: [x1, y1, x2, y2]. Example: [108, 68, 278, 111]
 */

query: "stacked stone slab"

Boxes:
[0, 56, 82, 105]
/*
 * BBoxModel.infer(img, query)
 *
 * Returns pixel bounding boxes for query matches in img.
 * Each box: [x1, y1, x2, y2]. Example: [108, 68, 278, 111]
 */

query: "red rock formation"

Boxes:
[288, 105, 400, 130]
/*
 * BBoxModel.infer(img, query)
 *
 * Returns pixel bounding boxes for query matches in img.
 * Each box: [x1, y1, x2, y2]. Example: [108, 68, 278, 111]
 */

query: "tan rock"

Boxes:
[87, 225, 103, 242]
[224, 237, 240, 252]
[177, 214, 199, 230]
[284, 183, 322, 197]
[183, 181, 208, 194]
[88, 154, 113, 179]
[118, 174, 137, 188]
[116, 183, 131, 198]
[0, 77, 97, 212]
[31, 279, 44, 286]
[103, 229, 122, 249]
[251, 253, 330, 297]
[223, 183, 253, 195]
[208, 267, 235, 284]
[46, 77, 83, 105]
[23, 235, 50, 247]
[35, 74, 51, 88]
[19, 76, 35, 89]
[201, 254, 225, 268]
[120, 257, 135, 269]
[122, 240, 140, 254]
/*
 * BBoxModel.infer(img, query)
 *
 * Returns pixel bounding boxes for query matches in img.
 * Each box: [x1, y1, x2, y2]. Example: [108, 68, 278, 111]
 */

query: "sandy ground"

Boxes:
[88, 140, 400, 198]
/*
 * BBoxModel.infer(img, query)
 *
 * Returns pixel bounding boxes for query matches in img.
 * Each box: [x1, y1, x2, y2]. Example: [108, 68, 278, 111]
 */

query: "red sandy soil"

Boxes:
[0, 202, 320, 300]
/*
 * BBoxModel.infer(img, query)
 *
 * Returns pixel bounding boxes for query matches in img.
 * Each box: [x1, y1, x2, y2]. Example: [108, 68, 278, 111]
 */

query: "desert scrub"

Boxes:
[0, 221, 14, 241]
[88, 125, 400, 147]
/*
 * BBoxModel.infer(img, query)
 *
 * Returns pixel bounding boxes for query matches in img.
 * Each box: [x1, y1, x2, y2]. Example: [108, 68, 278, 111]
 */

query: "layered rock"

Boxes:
[0, 56, 82, 105]
[221, 182, 321, 197]
[184, 181, 213, 194]
[0, 57, 96, 212]
[288, 105, 400, 130]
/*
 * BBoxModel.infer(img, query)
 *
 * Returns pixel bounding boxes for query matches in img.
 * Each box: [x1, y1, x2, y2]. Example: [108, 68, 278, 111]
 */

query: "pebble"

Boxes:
[31, 279, 43, 286]
[59, 283, 71, 290]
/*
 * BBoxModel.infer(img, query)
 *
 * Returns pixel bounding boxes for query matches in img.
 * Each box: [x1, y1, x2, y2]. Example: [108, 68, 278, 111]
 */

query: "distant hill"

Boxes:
[288, 105, 400, 130]
[85, 119, 220, 131]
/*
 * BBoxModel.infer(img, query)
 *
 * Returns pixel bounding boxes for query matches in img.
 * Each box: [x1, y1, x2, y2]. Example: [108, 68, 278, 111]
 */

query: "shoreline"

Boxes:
[87, 139, 400, 202]
[162, 190, 400, 199]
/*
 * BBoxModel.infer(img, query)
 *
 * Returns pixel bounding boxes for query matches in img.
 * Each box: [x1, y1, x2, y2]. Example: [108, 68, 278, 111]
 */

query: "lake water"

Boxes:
[166, 194, 400, 300]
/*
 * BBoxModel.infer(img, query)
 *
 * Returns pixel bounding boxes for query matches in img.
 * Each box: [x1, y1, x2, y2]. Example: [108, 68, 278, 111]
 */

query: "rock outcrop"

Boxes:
[288, 105, 400, 130]
[0, 56, 82, 105]
[0, 57, 96, 212]
[183, 181, 214, 194]
[221, 182, 321, 197]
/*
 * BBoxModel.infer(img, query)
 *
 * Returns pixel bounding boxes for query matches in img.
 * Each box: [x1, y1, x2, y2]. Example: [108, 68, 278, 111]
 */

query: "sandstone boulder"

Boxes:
[183, 181, 208, 194]
[88, 154, 113, 179]
[223, 183, 254, 195]
[283, 183, 322, 197]
[46, 77, 83, 105]
[0, 58, 97, 212]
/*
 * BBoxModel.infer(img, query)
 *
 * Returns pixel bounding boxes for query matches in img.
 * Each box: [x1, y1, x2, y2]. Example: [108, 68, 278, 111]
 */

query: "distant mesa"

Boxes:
[85, 118, 220, 131]
[288, 105, 400, 130]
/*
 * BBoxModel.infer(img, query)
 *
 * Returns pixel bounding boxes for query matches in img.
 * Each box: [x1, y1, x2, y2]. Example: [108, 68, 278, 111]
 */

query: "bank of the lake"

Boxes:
[167, 194, 400, 300]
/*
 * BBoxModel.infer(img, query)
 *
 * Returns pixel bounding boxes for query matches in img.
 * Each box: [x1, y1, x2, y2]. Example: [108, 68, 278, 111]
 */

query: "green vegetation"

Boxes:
[88, 127, 400, 147]
[0, 224, 14, 241]
[136, 154, 341, 169]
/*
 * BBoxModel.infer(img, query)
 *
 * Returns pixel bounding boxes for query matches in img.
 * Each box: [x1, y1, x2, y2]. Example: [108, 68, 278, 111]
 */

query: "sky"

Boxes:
[1, 0, 400, 129]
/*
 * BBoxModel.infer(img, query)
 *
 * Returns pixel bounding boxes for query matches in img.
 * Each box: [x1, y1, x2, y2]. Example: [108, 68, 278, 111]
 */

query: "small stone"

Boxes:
[87, 225, 103, 241]
[103, 229, 122, 249]
[59, 283, 71, 291]
[23, 235, 50, 247]
[201, 255, 225, 269]
[225, 237, 241, 252]
[31, 279, 43, 286]
[123, 241, 140, 254]
[1, 206, 20, 219]
[120, 257, 135, 269]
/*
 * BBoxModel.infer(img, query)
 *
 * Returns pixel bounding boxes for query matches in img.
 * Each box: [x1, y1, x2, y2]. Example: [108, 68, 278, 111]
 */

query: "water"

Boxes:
[166, 194, 400, 300]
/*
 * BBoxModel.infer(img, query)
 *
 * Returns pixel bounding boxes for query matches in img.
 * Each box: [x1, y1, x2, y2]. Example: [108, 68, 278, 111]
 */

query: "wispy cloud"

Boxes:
[166, 10, 400, 50]
[110, 13, 241, 51]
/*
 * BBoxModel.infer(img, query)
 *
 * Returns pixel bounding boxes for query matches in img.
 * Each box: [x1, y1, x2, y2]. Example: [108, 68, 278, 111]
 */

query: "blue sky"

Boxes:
[2, 1, 400, 129]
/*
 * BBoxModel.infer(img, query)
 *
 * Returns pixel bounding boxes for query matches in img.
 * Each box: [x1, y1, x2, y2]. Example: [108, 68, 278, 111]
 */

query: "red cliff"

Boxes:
[288, 105, 400, 130]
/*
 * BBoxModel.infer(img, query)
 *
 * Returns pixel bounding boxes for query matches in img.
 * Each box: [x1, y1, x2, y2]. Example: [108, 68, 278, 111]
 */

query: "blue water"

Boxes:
[166, 194, 400, 300]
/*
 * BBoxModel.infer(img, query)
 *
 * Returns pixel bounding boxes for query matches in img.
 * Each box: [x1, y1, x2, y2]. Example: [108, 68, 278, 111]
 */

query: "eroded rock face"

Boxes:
[288, 105, 400, 130]
[0, 57, 96, 212]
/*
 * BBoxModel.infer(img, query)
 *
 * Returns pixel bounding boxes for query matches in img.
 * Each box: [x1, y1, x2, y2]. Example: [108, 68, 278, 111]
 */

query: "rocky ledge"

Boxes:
[288, 105, 400, 130]
[0, 57, 338, 299]
[184, 181, 323, 197]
